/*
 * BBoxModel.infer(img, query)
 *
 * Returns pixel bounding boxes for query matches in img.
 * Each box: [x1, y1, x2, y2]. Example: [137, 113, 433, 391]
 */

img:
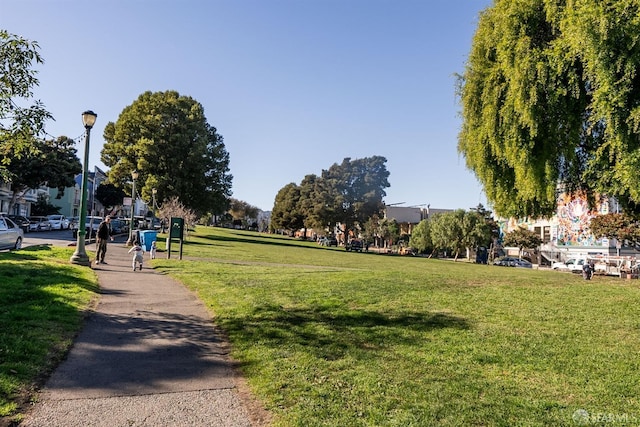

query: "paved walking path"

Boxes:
[21, 237, 268, 427]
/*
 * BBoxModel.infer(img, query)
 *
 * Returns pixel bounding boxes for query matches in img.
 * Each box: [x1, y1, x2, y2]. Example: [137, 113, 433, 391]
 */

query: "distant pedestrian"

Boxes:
[150, 240, 157, 259]
[128, 240, 145, 271]
[95, 216, 114, 265]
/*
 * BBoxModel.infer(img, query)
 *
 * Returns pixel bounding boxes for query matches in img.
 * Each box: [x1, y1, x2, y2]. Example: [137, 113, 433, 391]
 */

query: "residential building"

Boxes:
[384, 204, 453, 235]
[498, 192, 633, 264]
[63, 166, 108, 218]
[48, 186, 76, 217]
[0, 182, 45, 216]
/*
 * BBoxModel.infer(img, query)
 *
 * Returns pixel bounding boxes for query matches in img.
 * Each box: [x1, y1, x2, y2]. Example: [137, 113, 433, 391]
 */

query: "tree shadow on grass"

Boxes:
[0, 260, 99, 415]
[0, 255, 97, 294]
[0, 244, 56, 262]
[192, 233, 330, 252]
[224, 304, 470, 361]
[31, 310, 236, 398]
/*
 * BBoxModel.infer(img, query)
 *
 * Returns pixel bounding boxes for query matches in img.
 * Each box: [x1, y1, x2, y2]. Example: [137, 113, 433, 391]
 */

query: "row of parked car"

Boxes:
[70, 216, 130, 238]
[1, 214, 73, 233]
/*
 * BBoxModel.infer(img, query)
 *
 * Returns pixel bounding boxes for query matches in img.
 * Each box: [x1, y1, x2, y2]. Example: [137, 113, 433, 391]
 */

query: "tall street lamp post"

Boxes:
[126, 170, 139, 246]
[70, 110, 97, 266]
[152, 188, 157, 218]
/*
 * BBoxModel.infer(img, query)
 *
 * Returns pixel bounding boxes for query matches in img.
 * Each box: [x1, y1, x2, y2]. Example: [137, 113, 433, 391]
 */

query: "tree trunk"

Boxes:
[8, 186, 29, 215]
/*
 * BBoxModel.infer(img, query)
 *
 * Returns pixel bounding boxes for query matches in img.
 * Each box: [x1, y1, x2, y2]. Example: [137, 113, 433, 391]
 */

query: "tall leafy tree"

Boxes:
[30, 193, 60, 216]
[271, 183, 304, 234]
[410, 210, 489, 258]
[502, 227, 543, 259]
[409, 218, 433, 254]
[272, 157, 390, 236]
[458, 0, 640, 218]
[321, 156, 390, 235]
[460, 210, 492, 255]
[361, 214, 381, 244]
[376, 217, 400, 248]
[5, 136, 81, 212]
[228, 197, 260, 225]
[470, 203, 500, 241]
[95, 183, 126, 213]
[589, 213, 640, 247]
[0, 30, 53, 180]
[430, 210, 469, 260]
[101, 91, 232, 216]
[298, 174, 331, 232]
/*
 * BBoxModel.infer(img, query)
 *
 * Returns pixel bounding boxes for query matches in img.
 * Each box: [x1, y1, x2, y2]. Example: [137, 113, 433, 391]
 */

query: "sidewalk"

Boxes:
[21, 237, 267, 427]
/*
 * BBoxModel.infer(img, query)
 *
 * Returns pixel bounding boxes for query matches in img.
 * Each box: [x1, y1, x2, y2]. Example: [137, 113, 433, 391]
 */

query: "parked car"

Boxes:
[345, 240, 363, 252]
[318, 236, 338, 247]
[150, 217, 162, 230]
[5, 215, 30, 233]
[71, 216, 103, 238]
[552, 258, 587, 273]
[493, 256, 533, 268]
[28, 216, 52, 231]
[69, 216, 79, 229]
[0, 216, 23, 250]
[47, 214, 70, 230]
[110, 218, 130, 235]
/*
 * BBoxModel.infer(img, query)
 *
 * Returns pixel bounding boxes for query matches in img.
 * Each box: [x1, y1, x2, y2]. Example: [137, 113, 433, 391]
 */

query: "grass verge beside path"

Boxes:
[0, 245, 98, 424]
[154, 227, 640, 426]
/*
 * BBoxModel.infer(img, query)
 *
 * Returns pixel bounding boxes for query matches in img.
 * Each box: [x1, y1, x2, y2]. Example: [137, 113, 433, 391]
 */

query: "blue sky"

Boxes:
[3, 0, 492, 212]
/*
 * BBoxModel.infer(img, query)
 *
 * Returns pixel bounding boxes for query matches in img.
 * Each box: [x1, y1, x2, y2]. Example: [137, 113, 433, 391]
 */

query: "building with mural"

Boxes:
[498, 192, 629, 263]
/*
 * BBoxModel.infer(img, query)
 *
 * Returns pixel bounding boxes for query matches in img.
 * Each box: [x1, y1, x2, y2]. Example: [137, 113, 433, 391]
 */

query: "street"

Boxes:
[23, 229, 81, 248]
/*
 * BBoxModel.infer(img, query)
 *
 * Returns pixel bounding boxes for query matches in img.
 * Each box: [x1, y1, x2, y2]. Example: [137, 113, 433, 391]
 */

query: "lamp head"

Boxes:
[131, 170, 139, 180]
[82, 110, 97, 129]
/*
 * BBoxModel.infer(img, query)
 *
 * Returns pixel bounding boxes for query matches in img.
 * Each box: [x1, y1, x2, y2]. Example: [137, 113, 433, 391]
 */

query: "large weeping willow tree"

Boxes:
[458, 0, 640, 218]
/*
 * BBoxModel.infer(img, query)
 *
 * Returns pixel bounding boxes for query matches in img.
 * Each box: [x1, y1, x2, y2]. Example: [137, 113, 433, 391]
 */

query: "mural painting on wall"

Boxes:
[500, 216, 534, 235]
[496, 216, 539, 245]
[556, 193, 609, 246]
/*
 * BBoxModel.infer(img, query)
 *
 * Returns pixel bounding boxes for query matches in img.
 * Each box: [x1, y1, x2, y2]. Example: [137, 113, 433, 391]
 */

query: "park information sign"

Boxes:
[167, 217, 184, 259]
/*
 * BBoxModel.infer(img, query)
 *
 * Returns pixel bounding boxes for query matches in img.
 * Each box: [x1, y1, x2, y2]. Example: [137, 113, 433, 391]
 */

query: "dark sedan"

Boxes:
[345, 240, 363, 252]
[493, 256, 533, 268]
[6, 215, 30, 233]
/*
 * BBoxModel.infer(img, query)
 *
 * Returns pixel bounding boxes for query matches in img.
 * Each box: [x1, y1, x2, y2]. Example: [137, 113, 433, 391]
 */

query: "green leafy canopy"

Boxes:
[101, 90, 232, 216]
[458, 0, 640, 218]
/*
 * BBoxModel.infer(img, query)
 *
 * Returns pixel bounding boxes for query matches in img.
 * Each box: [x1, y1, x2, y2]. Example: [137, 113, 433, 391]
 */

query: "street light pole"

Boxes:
[152, 188, 157, 218]
[126, 170, 139, 246]
[70, 110, 97, 266]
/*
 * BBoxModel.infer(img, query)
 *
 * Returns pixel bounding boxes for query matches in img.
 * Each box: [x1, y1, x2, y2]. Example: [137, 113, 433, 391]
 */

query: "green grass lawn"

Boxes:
[0, 245, 98, 420]
[154, 227, 640, 426]
[2, 229, 639, 426]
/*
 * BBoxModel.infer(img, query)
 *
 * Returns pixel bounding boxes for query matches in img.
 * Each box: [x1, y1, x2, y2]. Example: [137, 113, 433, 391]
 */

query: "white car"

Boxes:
[29, 216, 52, 231]
[552, 258, 587, 272]
[47, 214, 70, 230]
[71, 216, 103, 238]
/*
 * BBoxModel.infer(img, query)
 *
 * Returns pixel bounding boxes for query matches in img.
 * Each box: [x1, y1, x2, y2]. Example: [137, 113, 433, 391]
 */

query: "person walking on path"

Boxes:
[95, 216, 114, 265]
[128, 240, 145, 271]
[150, 240, 157, 259]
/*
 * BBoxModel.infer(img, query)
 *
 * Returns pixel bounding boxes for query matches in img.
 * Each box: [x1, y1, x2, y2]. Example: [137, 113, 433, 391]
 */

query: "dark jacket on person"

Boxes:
[97, 220, 111, 240]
